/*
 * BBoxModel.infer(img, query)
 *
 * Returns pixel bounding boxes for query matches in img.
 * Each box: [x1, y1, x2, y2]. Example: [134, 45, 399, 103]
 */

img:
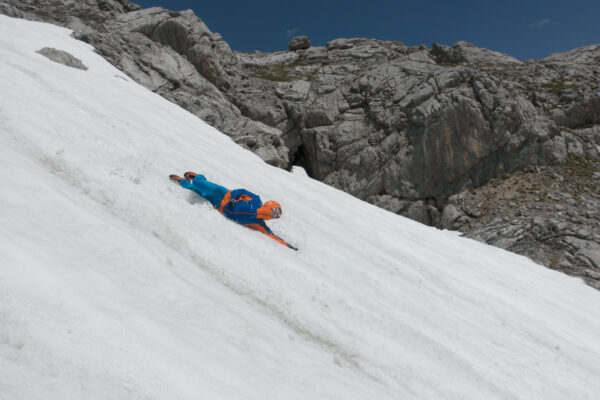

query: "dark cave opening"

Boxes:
[289, 144, 313, 177]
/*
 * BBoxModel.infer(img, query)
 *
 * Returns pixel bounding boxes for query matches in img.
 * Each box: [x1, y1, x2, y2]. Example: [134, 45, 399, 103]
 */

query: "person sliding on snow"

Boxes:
[170, 172, 297, 250]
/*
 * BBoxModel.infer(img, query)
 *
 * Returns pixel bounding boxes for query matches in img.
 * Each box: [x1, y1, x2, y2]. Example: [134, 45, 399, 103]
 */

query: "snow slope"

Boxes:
[1, 15, 600, 399]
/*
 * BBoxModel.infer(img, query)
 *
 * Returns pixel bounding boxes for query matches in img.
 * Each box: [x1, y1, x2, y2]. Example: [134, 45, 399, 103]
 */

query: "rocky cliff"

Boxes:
[3, 0, 599, 288]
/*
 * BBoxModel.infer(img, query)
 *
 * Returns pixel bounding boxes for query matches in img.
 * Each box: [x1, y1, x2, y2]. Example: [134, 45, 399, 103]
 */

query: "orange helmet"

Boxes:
[257, 200, 282, 220]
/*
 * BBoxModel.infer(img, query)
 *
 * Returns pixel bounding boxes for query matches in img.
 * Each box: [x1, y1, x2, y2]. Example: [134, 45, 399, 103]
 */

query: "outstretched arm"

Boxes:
[246, 221, 297, 250]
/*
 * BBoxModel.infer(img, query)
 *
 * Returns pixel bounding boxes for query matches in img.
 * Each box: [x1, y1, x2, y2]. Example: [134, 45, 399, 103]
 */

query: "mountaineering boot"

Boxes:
[184, 172, 198, 181]
[169, 174, 184, 183]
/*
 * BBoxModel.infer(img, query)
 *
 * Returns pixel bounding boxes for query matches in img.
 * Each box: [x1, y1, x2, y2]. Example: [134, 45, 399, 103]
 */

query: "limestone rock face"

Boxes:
[232, 39, 568, 228]
[111, 7, 236, 90]
[3, 1, 599, 288]
[97, 0, 141, 13]
[0, 2, 23, 17]
[431, 41, 521, 65]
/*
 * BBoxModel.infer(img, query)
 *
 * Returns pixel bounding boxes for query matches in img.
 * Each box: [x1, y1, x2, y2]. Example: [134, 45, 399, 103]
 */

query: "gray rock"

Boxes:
[36, 47, 88, 70]
[0, 3, 23, 18]
[441, 204, 463, 228]
[542, 134, 567, 163]
[563, 132, 585, 156]
[65, 16, 96, 35]
[97, 0, 141, 13]
[406, 201, 429, 224]
[111, 8, 236, 90]
[585, 269, 600, 281]
[369, 195, 410, 214]
[564, 236, 600, 268]
[431, 41, 521, 66]
[288, 36, 311, 51]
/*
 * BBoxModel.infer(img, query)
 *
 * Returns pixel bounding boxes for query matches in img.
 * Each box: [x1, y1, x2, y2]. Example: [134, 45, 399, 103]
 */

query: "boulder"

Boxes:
[288, 36, 311, 51]
[441, 204, 463, 229]
[36, 47, 88, 70]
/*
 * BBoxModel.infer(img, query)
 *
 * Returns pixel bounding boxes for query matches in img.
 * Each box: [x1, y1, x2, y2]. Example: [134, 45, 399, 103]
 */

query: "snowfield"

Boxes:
[1, 15, 600, 399]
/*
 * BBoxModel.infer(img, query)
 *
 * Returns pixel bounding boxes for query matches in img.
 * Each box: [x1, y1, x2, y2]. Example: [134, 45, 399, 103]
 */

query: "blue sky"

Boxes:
[134, 0, 599, 60]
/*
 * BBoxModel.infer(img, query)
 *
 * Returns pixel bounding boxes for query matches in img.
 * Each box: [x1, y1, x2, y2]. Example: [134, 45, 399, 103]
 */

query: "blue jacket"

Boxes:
[220, 189, 289, 246]
[221, 189, 263, 224]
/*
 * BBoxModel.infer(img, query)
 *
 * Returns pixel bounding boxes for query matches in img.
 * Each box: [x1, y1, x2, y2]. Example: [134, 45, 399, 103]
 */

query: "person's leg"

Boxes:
[184, 172, 198, 181]
[178, 179, 194, 191]
[171, 174, 216, 199]
[178, 177, 221, 207]
[190, 174, 208, 189]
[191, 175, 229, 208]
